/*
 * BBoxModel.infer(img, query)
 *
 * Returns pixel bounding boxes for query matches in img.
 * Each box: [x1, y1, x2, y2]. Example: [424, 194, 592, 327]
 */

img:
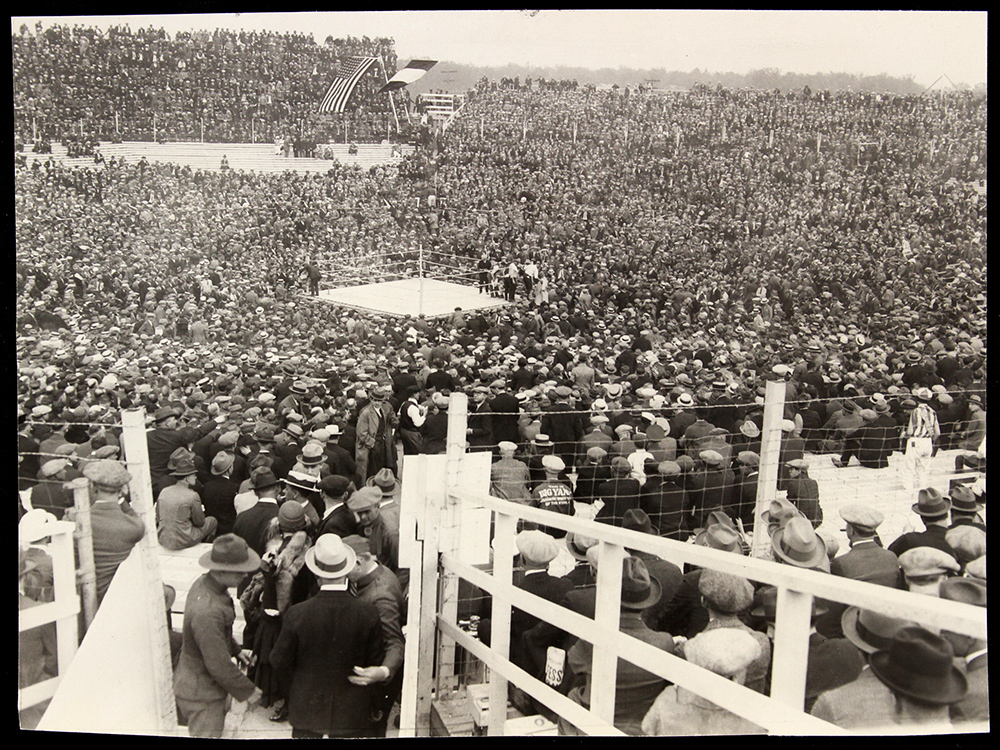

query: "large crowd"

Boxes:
[17, 25, 987, 737]
[13, 23, 403, 145]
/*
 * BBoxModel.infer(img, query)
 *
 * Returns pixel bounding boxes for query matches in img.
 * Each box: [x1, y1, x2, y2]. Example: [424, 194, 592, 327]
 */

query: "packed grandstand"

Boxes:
[17, 21, 986, 738]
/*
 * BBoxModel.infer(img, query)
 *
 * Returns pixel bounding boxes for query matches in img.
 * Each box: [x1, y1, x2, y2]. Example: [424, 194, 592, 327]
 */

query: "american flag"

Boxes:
[318, 56, 378, 114]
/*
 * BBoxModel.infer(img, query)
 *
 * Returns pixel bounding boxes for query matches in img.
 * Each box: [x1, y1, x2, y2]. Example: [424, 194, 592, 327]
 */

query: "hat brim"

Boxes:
[869, 651, 967, 705]
[564, 533, 592, 562]
[305, 544, 357, 579]
[366, 477, 399, 494]
[621, 576, 662, 610]
[770, 528, 827, 568]
[199, 547, 262, 573]
[911, 502, 951, 517]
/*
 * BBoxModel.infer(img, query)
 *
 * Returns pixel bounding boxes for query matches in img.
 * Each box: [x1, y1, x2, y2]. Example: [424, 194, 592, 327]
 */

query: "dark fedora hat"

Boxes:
[948, 484, 982, 514]
[620, 556, 661, 610]
[869, 626, 967, 705]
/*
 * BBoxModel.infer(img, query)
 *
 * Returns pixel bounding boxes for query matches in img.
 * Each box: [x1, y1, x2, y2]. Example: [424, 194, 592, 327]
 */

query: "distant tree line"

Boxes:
[409, 63, 983, 97]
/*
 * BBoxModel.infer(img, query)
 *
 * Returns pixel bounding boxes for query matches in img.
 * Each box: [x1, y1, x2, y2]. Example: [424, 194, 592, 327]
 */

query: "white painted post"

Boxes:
[398, 456, 428, 738]
[47, 522, 80, 689]
[153, 111, 156, 143]
[487, 512, 517, 736]
[115, 111, 119, 135]
[413, 458, 441, 736]
[120, 408, 178, 732]
[752, 379, 786, 558]
[436, 392, 468, 695]
[589, 541, 625, 729]
[769, 586, 813, 710]
[200, 116, 204, 143]
[69, 477, 98, 632]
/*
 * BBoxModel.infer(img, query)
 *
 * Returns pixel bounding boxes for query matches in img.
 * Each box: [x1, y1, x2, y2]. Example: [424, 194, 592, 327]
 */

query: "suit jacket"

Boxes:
[810, 666, 899, 730]
[233, 499, 280, 556]
[269, 589, 385, 736]
[784, 477, 822, 526]
[200, 476, 240, 536]
[173, 573, 257, 704]
[887, 524, 957, 560]
[353, 565, 406, 680]
[594, 477, 642, 526]
[156, 483, 210, 551]
[88, 501, 146, 605]
[574, 463, 611, 504]
[684, 468, 735, 529]
[642, 685, 767, 736]
[950, 651, 988, 722]
[639, 477, 689, 537]
[488, 393, 522, 445]
[146, 420, 218, 480]
[316, 504, 358, 539]
[830, 541, 900, 587]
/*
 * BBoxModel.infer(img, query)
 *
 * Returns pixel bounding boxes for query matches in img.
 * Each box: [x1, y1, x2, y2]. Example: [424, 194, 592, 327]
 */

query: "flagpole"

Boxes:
[378, 55, 402, 137]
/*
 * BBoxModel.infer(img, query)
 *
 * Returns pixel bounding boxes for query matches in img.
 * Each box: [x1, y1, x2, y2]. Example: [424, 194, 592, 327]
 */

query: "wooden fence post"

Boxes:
[769, 586, 813, 712]
[487, 512, 517, 736]
[588, 541, 625, 731]
[69, 477, 98, 633]
[752, 379, 786, 558]
[120, 408, 177, 732]
[436, 392, 468, 695]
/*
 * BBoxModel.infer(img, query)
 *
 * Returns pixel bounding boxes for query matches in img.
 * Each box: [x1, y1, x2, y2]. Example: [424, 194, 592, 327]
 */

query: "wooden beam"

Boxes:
[437, 618, 625, 736]
[441, 554, 847, 735]
[769, 587, 813, 710]
[752, 379, 785, 558]
[589, 541, 624, 725]
[487, 513, 517, 736]
[450, 492, 986, 639]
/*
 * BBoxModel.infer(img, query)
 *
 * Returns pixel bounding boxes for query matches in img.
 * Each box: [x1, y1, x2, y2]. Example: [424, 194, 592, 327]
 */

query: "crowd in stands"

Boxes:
[13, 22, 403, 145]
[16, 29, 987, 736]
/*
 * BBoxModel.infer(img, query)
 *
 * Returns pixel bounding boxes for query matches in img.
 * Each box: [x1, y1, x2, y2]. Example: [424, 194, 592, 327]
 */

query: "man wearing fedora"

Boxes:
[887, 488, 959, 560]
[867, 626, 967, 729]
[233, 468, 283, 557]
[174, 534, 263, 738]
[269, 534, 386, 738]
[157, 456, 219, 551]
[559, 556, 676, 736]
[938, 578, 988, 723]
[948, 485, 986, 532]
[201, 451, 240, 536]
[342, 534, 406, 736]
[316, 475, 358, 539]
[355, 385, 397, 482]
[146, 406, 222, 482]
[812, 607, 921, 728]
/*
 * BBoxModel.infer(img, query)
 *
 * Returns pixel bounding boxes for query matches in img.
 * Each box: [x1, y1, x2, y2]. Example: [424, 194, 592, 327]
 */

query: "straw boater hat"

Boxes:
[305, 534, 357, 578]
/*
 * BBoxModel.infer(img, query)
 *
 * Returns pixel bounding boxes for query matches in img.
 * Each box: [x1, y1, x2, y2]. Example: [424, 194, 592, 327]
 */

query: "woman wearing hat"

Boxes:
[247, 502, 313, 721]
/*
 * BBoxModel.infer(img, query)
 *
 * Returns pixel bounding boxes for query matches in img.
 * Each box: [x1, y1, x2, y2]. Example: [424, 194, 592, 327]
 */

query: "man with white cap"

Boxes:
[269, 534, 386, 738]
[897, 547, 961, 597]
[490, 441, 532, 503]
[831, 505, 900, 586]
[531, 454, 574, 538]
[29, 459, 74, 518]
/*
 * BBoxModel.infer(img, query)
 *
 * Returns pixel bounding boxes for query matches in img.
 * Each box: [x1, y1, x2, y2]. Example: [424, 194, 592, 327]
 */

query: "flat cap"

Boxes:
[736, 451, 760, 467]
[541, 454, 566, 472]
[516, 530, 560, 565]
[684, 628, 761, 677]
[898, 546, 960, 577]
[40, 459, 71, 478]
[699, 450, 724, 466]
[657, 460, 681, 476]
[839, 504, 883, 532]
[586, 446, 608, 461]
[82, 459, 133, 490]
[497, 441, 518, 453]
[945, 526, 987, 565]
[318, 474, 353, 496]
[785, 458, 809, 470]
[611, 456, 632, 471]
[346, 486, 382, 512]
[698, 569, 754, 614]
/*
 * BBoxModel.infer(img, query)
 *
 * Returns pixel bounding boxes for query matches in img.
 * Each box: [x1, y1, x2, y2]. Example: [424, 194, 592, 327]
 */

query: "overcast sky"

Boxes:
[12, 11, 988, 87]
